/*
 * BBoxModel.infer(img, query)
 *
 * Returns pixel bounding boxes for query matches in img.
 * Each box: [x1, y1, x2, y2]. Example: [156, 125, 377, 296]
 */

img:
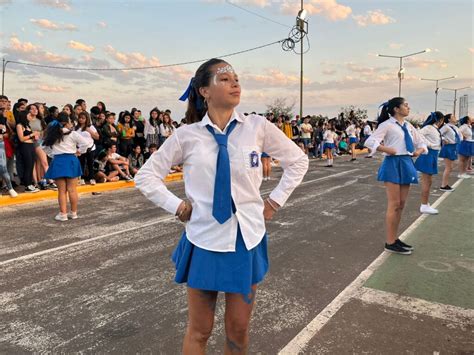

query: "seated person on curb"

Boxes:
[338, 138, 349, 154]
[105, 143, 133, 181]
[128, 144, 144, 176]
[93, 150, 119, 183]
[143, 143, 158, 163]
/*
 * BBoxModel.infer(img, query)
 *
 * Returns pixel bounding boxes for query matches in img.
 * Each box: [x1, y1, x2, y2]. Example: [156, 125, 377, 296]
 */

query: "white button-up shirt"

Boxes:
[440, 123, 461, 144]
[363, 125, 372, 136]
[459, 124, 473, 142]
[419, 125, 442, 150]
[346, 124, 357, 138]
[135, 111, 308, 252]
[47, 129, 90, 156]
[323, 130, 336, 143]
[364, 117, 427, 156]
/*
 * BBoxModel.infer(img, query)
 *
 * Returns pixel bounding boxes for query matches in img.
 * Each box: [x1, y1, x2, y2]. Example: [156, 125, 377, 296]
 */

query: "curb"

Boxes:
[0, 172, 183, 208]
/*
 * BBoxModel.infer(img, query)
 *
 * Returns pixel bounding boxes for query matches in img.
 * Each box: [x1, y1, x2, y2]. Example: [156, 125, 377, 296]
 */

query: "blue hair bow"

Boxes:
[179, 77, 194, 102]
[50, 120, 63, 128]
[378, 101, 388, 109]
[422, 112, 436, 127]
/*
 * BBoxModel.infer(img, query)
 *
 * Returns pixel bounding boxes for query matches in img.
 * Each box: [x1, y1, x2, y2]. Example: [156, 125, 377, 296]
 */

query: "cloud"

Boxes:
[6, 36, 74, 65]
[205, 0, 270, 7]
[322, 68, 336, 75]
[353, 10, 395, 27]
[389, 43, 403, 49]
[68, 40, 95, 53]
[280, 0, 352, 21]
[0, 0, 13, 6]
[213, 16, 237, 22]
[36, 31, 44, 37]
[469, 48, 474, 54]
[104, 45, 161, 67]
[244, 69, 311, 88]
[345, 62, 389, 75]
[30, 18, 78, 31]
[34, 0, 71, 11]
[97, 21, 107, 28]
[404, 57, 448, 69]
[37, 84, 68, 93]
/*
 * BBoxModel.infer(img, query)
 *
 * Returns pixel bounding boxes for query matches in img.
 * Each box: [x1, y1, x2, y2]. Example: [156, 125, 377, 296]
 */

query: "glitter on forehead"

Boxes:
[216, 65, 234, 75]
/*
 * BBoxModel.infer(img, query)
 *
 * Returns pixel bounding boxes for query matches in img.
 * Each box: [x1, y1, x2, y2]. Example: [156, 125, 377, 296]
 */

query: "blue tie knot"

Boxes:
[214, 134, 228, 147]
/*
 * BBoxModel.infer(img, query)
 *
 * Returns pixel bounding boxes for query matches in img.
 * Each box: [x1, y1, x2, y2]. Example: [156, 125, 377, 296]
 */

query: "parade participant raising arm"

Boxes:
[135, 58, 308, 355]
[365, 97, 427, 255]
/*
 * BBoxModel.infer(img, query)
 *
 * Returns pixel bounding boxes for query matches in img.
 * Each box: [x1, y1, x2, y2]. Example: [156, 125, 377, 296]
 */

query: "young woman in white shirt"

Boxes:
[159, 112, 175, 145]
[323, 122, 336, 167]
[345, 121, 360, 161]
[135, 58, 308, 354]
[457, 116, 473, 178]
[439, 114, 461, 191]
[414, 112, 444, 214]
[365, 97, 427, 255]
[43, 112, 90, 221]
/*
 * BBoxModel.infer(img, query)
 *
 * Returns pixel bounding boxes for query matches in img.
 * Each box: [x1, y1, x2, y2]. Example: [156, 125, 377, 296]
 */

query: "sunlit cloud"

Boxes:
[244, 69, 311, 88]
[68, 40, 95, 53]
[280, 0, 352, 21]
[322, 69, 336, 75]
[205, 0, 270, 7]
[389, 43, 404, 49]
[404, 57, 448, 69]
[30, 18, 78, 31]
[105, 45, 161, 67]
[37, 84, 68, 93]
[34, 0, 71, 11]
[469, 48, 474, 54]
[353, 10, 395, 27]
[97, 21, 107, 28]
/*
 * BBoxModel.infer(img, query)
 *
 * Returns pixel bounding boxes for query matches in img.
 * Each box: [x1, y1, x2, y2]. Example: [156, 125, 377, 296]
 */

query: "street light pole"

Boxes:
[1, 58, 10, 96]
[299, 0, 303, 120]
[420, 76, 456, 111]
[377, 49, 430, 97]
[439, 86, 471, 116]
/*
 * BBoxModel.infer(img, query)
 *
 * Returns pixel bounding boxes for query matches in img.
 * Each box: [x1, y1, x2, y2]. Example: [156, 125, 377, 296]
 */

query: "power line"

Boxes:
[225, 0, 290, 29]
[5, 39, 285, 72]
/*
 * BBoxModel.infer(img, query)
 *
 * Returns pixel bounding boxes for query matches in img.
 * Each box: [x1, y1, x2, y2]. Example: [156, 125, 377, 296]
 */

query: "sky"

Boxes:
[0, 0, 473, 121]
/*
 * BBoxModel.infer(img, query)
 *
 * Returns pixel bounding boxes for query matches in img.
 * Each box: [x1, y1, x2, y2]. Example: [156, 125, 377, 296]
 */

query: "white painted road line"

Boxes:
[354, 287, 474, 325]
[278, 178, 463, 355]
[1, 169, 361, 267]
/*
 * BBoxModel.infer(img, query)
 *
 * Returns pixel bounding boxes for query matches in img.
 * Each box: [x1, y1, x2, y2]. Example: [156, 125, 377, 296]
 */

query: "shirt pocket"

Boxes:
[241, 146, 261, 171]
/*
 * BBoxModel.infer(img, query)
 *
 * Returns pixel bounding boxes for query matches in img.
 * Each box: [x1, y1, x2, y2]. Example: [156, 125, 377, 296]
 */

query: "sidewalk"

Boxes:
[0, 172, 183, 207]
[281, 178, 474, 354]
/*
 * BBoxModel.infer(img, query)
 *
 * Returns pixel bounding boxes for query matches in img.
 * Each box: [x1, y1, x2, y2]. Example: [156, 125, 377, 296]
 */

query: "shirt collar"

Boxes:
[198, 110, 244, 133]
[389, 116, 406, 125]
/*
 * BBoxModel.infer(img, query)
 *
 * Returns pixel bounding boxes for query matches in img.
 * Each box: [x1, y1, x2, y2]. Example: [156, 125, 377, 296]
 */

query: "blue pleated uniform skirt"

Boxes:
[172, 226, 269, 300]
[458, 141, 474, 157]
[377, 155, 418, 185]
[414, 148, 439, 175]
[261, 152, 270, 158]
[349, 137, 358, 144]
[439, 143, 458, 161]
[324, 142, 335, 150]
[44, 154, 82, 179]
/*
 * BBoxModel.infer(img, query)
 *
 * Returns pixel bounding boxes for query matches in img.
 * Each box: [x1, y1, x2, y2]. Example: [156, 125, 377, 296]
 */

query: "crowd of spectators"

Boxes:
[0, 95, 373, 197]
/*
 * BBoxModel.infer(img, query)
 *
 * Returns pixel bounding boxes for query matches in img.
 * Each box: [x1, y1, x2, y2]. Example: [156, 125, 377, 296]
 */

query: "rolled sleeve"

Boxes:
[134, 132, 184, 215]
[263, 119, 309, 206]
[364, 123, 387, 156]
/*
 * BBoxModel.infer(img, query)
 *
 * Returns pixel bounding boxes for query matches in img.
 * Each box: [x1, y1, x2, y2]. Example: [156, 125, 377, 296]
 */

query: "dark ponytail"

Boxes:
[459, 116, 469, 125]
[43, 112, 70, 147]
[444, 113, 452, 124]
[184, 58, 227, 123]
[422, 111, 444, 127]
[377, 97, 405, 127]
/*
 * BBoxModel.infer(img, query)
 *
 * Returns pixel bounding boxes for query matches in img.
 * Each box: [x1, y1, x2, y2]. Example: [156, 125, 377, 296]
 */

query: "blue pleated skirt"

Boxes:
[349, 137, 358, 144]
[458, 141, 474, 157]
[439, 143, 458, 161]
[44, 154, 82, 179]
[324, 142, 335, 150]
[261, 152, 270, 158]
[172, 226, 269, 299]
[377, 155, 418, 185]
[414, 148, 439, 175]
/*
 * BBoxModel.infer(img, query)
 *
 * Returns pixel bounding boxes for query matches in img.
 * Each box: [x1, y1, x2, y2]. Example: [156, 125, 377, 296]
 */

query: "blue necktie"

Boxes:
[449, 126, 461, 144]
[206, 120, 238, 224]
[397, 122, 415, 153]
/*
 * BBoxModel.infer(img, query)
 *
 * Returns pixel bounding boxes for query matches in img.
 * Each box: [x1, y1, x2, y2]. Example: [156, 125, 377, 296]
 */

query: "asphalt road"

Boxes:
[1, 155, 447, 354]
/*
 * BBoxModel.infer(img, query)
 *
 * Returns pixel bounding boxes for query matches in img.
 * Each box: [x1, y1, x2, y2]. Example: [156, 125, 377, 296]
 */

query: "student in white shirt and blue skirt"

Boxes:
[135, 58, 308, 354]
[457, 116, 474, 178]
[43, 113, 90, 221]
[414, 112, 444, 214]
[346, 121, 360, 161]
[439, 114, 461, 191]
[365, 97, 427, 255]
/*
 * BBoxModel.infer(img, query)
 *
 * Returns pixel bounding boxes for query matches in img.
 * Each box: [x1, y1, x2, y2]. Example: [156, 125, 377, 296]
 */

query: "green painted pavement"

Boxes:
[365, 179, 474, 309]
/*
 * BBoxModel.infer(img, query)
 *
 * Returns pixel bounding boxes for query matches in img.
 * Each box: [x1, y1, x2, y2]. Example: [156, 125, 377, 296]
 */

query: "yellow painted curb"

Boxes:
[0, 172, 183, 207]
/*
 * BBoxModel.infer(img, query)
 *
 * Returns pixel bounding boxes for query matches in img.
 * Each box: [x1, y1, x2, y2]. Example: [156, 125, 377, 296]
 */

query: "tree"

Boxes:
[339, 105, 368, 122]
[266, 97, 295, 118]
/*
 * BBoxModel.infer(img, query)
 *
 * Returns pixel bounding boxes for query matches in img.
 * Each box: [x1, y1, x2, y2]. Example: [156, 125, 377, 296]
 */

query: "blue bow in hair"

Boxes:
[378, 101, 388, 109]
[179, 77, 194, 101]
[50, 120, 63, 128]
[422, 112, 436, 127]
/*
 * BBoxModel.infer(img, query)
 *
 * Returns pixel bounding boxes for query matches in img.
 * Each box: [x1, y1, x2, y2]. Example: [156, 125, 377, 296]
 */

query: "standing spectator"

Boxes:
[16, 111, 39, 192]
[159, 112, 175, 145]
[291, 119, 300, 145]
[102, 112, 119, 147]
[300, 116, 313, 156]
[28, 104, 50, 189]
[96, 101, 107, 113]
[132, 108, 145, 150]
[117, 111, 135, 156]
[282, 116, 293, 140]
[0, 95, 16, 184]
[76, 111, 99, 185]
[128, 144, 144, 176]
[0, 107, 17, 197]
[93, 111, 106, 156]
[145, 108, 161, 148]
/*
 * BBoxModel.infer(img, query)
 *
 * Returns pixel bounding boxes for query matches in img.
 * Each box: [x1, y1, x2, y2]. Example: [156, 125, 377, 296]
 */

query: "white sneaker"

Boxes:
[79, 179, 86, 185]
[67, 211, 78, 219]
[55, 213, 68, 221]
[420, 204, 439, 215]
[89, 179, 96, 185]
[457, 173, 472, 179]
[25, 185, 39, 193]
[8, 189, 18, 197]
